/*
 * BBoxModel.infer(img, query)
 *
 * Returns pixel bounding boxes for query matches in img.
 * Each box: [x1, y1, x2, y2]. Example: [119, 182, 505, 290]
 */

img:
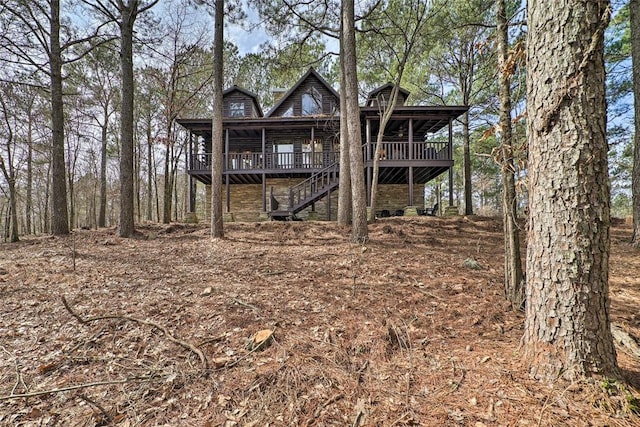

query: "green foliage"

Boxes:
[599, 378, 640, 415]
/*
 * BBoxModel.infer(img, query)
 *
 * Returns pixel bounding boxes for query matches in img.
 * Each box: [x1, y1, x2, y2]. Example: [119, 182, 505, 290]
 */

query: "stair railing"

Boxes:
[288, 161, 339, 212]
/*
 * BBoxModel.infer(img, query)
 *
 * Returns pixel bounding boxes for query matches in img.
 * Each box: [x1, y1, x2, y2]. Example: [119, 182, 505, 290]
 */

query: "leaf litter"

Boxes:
[0, 216, 639, 426]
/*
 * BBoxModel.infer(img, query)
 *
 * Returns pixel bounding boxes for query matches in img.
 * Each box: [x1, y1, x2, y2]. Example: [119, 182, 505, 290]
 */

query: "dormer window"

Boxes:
[230, 102, 245, 117]
[302, 87, 323, 116]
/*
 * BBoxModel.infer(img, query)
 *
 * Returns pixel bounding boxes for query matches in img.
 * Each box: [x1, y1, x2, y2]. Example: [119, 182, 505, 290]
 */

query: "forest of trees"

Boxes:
[0, 0, 639, 384]
[0, 0, 636, 238]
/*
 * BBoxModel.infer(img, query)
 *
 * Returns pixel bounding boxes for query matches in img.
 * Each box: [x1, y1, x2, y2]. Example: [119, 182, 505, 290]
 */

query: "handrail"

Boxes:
[362, 140, 451, 161]
[288, 160, 340, 212]
[189, 151, 340, 172]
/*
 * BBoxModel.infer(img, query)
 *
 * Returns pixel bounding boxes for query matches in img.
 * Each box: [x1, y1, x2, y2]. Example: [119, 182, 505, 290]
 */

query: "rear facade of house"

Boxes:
[177, 68, 467, 222]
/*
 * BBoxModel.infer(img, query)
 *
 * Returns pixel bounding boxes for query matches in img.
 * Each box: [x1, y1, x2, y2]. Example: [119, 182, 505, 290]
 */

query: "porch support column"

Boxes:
[262, 174, 267, 211]
[448, 119, 454, 206]
[189, 132, 196, 213]
[225, 128, 229, 170]
[366, 118, 371, 204]
[326, 188, 332, 220]
[225, 129, 230, 213]
[366, 167, 372, 207]
[262, 128, 267, 214]
[261, 128, 266, 168]
[408, 166, 414, 206]
[408, 118, 413, 159]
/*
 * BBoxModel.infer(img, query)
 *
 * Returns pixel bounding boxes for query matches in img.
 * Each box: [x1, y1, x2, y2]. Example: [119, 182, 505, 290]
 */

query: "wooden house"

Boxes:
[177, 68, 467, 221]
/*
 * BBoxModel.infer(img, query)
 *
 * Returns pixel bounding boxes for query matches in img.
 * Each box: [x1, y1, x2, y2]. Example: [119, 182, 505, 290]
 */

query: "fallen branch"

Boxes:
[0, 376, 155, 401]
[62, 296, 208, 369]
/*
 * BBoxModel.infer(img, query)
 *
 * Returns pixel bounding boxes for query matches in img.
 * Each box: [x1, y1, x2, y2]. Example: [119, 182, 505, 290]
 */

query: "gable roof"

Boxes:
[266, 68, 340, 117]
[366, 83, 411, 106]
[223, 86, 263, 117]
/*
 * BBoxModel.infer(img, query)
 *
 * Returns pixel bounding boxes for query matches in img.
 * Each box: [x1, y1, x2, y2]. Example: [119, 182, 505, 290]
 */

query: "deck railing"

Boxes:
[363, 140, 451, 161]
[189, 142, 449, 173]
[190, 151, 340, 172]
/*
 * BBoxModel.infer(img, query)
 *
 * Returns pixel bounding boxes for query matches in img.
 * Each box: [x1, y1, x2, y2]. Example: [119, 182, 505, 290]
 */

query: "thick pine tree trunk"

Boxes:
[118, 4, 136, 237]
[337, 29, 352, 226]
[50, 0, 69, 235]
[342, 0, 367, 243]
[631, 0, 640, 247]
[210, 0, 224, 239]
[524, 0, 618, 381]
[496, 0, 524, 309]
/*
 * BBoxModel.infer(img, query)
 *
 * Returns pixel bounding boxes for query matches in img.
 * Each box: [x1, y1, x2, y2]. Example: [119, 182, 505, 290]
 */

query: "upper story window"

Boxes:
[230, 102, 245, 117]
[282, 104, 294, 117]
[302, 87, 323, 116]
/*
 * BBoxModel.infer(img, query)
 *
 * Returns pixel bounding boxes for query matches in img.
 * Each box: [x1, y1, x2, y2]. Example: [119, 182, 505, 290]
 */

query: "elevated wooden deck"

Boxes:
[188, 139, 452, 186]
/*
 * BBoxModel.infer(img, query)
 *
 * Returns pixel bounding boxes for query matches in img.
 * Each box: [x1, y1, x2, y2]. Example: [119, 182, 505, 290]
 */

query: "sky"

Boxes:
[226, 6, 270, 55]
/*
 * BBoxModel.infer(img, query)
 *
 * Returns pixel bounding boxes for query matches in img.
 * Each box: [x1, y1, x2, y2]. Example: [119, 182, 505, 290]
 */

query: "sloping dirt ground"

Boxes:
[1, 216, 639, 427]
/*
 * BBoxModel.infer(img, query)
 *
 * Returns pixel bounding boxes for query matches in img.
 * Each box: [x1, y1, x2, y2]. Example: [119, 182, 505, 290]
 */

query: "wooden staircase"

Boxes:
[269, 161, 339, 220]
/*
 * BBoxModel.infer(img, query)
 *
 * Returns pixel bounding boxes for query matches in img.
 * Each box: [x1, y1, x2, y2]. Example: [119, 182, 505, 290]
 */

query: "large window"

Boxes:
[230, 102, 245, 117]
[302, 138, 323, 167]
[273, 142, 294, 168]
[302, 87, 323, 116]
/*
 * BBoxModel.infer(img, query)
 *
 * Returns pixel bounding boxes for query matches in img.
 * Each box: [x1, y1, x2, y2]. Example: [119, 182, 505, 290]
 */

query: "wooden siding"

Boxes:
[223, 92, 259, 118]
[270, 75, 339, 117]
[368, 88, 408, 107]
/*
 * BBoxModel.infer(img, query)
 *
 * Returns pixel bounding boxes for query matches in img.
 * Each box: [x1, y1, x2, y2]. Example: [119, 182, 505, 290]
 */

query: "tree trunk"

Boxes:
[118, 4, 136, 237]
[210, 0, 224, 238]
[631, 0, 640, 247]
[98, 120, 108, 227]
[50, 0, 69, 235]
[337, 27, 352, 226]
[26, 108, 33, 235]
[497, 0, 524, 310]
[163, 136, 173, 224]
[146, 116, 154, 222]
[369, 85, 402, 222]
[523, 0, 618, 381]
[342, 0, 367, 243]
[461, 111, 473, 215]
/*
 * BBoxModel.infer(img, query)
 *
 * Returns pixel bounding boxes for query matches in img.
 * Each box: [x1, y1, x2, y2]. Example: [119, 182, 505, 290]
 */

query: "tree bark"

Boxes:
[523, 0, 618, 381]
[342, 0, 367, 243]
[50, 0, 69, 235]
[0, 91, 18, 242]
[163, 136, 174, 224]
[337, 23, 352, 226]
[146, 116, 154, 222]
[210, 0, 224, 239]
[496, 0, 524, 309]
[98, 115, 108, 227]
[26, 104, 33, 234]
[118, 3, 136, 237]
[631, 0, 640, 247]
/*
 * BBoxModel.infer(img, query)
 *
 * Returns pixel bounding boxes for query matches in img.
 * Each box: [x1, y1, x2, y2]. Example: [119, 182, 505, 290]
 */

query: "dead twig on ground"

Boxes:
[1, 346, 28, 395]
[232, 298, 260, 312]
[0, 376, 156, 401]
[79, 393, 111, 423]
[61, 295, 208, 369]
